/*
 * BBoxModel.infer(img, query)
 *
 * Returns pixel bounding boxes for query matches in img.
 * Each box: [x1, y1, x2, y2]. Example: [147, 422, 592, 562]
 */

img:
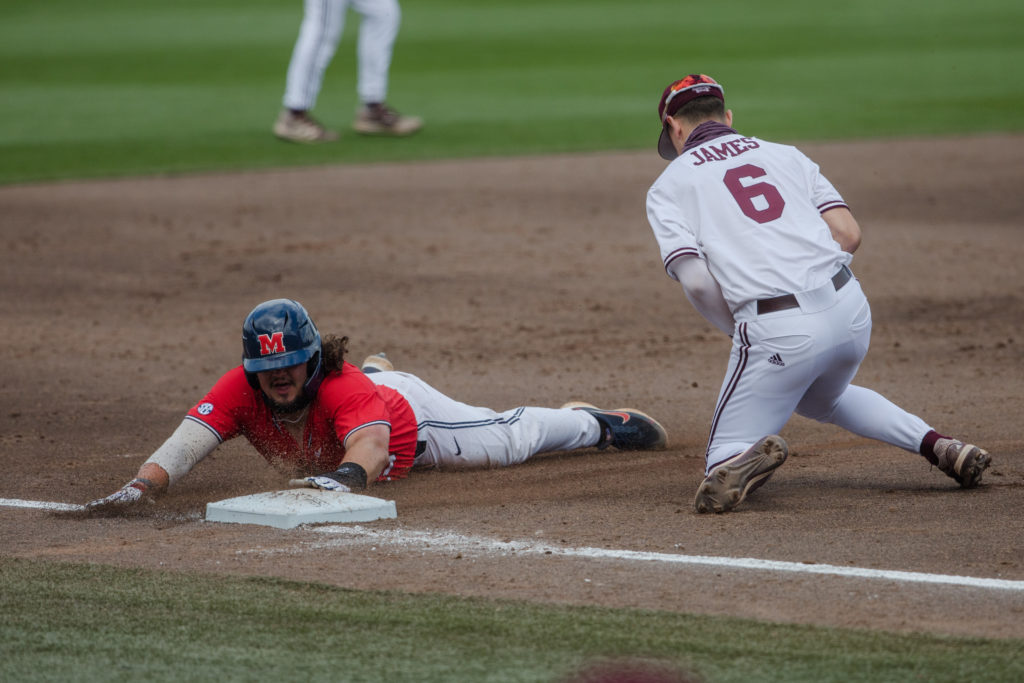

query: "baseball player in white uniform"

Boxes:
[273, 0, 422, 143]
[645, 74, 992, 513]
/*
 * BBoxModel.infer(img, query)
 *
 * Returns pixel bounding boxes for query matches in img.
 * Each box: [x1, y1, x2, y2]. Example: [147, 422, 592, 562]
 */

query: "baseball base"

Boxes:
[205, 489, 397, 529]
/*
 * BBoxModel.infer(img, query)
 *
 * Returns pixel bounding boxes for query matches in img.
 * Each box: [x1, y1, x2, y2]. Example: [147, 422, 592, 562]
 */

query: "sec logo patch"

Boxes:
[197, 402, 214, 415]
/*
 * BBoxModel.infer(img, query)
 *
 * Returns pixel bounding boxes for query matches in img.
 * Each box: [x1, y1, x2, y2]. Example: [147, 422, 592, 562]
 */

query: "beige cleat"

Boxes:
[361, 352, 394, 374]
[694, 435, 788, 513]
[933, 438, 991, 488]
[352, 103, 423, 136]
[273, 110, 339, 143]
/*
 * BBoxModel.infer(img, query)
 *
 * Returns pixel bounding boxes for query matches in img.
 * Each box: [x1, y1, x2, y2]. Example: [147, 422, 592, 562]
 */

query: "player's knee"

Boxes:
[797, 404, 836, 423]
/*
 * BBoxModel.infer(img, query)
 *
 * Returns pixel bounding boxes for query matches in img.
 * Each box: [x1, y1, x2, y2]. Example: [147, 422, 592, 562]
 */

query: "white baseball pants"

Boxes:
[282, 0, 400, 110]
[706, 277, 932, 472]
[367, 371, 601, 469]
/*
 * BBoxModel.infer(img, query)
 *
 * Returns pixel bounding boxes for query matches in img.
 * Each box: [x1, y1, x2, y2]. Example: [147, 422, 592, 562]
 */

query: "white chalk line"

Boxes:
[5, 497, 1022, 592]
[304, 525, 1024, 593]
[1, 497, 83, 512]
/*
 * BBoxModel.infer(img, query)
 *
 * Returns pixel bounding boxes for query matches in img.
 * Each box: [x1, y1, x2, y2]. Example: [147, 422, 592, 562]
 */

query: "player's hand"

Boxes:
[290, 475, 352, 492]
[289, 462, 368, 492]
[84, 478, 154, 512]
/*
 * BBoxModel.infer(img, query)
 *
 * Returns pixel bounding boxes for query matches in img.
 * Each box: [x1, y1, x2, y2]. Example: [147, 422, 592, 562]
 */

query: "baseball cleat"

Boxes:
[694, 435, 788, 514]
[360, 352, 394, 374]
[352, 103, 423, 137]
[933, 438, 991, 488]
[273, 109, 339, 143]
[561, 401, 668, 451]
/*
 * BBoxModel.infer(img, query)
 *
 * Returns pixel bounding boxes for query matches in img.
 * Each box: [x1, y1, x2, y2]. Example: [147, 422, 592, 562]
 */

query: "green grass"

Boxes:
[1, 0, 1022, 184]
[2, 558, 1021, 682]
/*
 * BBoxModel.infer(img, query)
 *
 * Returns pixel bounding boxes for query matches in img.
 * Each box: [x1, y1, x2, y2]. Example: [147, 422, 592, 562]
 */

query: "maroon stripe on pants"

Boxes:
[705, 322, 749, 459]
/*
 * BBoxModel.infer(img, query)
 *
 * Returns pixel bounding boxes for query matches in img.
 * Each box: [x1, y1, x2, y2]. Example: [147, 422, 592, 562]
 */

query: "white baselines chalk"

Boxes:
[0, 497, 84, 512]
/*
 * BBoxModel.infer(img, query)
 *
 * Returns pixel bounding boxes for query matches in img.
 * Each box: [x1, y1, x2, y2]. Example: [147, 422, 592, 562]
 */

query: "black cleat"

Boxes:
[562, 401, 668, 451]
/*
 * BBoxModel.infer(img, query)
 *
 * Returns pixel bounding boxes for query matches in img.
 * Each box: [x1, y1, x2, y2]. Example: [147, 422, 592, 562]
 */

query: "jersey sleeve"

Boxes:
[185, 366, 259, 442]
[646, 176, 704, 281]
[801, 151, 848, 214]
[317, 368, 393, 448]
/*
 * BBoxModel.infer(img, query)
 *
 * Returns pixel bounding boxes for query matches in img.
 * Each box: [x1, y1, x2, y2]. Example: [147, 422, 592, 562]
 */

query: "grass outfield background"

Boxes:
[2, 1, 1023, 680]
[3, 558, 1022, 683]
[1, 0, 1022, 184]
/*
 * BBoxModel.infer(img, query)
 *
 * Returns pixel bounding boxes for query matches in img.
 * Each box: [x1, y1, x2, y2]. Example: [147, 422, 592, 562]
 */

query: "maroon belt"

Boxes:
[756, 265, 852, 315]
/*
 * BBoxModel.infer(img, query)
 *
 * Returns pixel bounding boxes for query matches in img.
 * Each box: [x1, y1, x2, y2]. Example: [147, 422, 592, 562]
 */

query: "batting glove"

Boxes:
[290, 462, 368, 492]
[85, 478, 154, 511]
[297, 476, 352, 492]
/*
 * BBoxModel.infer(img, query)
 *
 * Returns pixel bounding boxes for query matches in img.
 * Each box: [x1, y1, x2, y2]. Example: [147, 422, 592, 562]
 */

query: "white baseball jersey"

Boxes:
[647, 121, 852, 313]
[646, 121, 932, 473]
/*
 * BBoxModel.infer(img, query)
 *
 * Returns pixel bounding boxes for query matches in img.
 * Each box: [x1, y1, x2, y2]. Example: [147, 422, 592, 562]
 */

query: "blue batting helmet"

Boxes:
[241, 299, 324, 397]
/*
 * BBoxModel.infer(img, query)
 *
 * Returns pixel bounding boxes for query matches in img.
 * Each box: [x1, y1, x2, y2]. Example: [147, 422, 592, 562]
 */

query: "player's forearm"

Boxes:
[342, 444, 388, 483]
[341, 425, 392, 483]
[823, 207, 861, 253]
[143, 418, 220, 488]
[684, 286, 735, 336]
[134, 462, 170, 493]
[670, 256, 735, 336]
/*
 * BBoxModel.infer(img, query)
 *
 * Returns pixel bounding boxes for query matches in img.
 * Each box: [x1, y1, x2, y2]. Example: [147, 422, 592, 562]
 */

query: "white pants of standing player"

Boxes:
[705, 276, 932, 473]
[367, 371, 602, 469]
[282, 0, 400, 111]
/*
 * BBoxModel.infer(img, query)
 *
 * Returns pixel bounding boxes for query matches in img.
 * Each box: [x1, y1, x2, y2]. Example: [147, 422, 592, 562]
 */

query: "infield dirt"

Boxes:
[2, 135, 1022, 639]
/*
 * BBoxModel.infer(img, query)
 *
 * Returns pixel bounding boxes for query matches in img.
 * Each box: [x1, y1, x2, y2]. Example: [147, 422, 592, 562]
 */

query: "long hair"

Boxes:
[321, 334, 349, 373]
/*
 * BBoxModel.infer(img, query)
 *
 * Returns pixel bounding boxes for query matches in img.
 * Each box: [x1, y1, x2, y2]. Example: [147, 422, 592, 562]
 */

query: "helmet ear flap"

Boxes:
[245, 371, 260, 391]
[303, 350, 324, 398]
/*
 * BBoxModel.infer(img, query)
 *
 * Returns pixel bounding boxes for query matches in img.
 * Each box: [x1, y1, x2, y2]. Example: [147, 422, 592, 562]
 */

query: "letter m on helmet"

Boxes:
[242, 299, 321, 377]
[258, 332, 286, 356]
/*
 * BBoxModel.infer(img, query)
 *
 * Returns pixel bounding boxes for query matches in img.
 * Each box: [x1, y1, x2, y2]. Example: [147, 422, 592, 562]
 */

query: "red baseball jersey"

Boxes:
[185, 362, 418, 480]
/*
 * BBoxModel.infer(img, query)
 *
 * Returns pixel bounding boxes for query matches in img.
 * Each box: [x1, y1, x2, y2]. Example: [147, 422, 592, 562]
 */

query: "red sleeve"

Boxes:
[185, 366, 263, 442]
[316, 364, 392, 446]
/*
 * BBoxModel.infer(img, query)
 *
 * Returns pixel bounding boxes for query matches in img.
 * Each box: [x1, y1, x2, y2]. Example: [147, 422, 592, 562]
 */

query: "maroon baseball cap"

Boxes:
[657, 74, 724, 159]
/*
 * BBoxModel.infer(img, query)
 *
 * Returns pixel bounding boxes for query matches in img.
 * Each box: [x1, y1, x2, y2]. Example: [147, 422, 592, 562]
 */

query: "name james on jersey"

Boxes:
[688, 136, 760, 166]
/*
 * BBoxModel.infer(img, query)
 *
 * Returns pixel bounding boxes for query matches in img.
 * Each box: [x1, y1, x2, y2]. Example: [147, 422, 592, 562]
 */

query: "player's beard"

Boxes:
[264, 392, 311, 417]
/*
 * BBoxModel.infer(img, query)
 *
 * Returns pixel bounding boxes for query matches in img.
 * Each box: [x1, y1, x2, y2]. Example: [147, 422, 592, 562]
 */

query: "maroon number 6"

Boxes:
[723, 164, 785, 223]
